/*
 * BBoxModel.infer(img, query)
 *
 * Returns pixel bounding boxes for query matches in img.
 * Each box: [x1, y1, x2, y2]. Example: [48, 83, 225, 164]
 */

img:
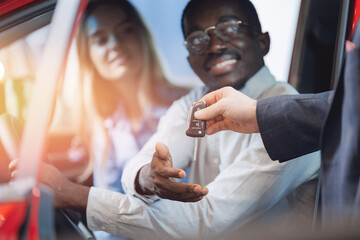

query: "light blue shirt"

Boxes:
[92, 103, 168, 193]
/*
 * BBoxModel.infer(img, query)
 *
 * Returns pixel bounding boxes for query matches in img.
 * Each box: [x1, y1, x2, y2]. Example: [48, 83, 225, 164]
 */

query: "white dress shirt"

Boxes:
[86, 66, 321, 240]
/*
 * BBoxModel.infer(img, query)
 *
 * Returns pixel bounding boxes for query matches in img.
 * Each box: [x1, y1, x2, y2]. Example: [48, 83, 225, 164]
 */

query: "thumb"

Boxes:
[155, 142, 172, 164]
[194, 101, 224, 120]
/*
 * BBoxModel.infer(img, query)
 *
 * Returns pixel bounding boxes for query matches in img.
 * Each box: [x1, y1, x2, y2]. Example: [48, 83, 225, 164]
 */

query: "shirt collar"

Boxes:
[240, 66, 276, 99]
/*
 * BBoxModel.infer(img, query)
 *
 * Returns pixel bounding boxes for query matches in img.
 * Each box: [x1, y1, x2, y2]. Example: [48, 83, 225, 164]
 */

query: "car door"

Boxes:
[0, 0, 89, 239]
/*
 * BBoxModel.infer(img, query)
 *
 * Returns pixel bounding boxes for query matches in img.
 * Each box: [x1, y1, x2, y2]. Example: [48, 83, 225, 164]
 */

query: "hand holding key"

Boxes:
[135, 142, 208, 202]
[194, 86, 259, 134]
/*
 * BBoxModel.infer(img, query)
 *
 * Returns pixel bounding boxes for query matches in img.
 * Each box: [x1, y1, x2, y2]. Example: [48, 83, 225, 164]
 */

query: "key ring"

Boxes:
[192, 100, 206, 107]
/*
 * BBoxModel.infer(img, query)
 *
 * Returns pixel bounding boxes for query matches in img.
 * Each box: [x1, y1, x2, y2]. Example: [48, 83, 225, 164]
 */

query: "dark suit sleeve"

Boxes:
[256, 91, 334, 162]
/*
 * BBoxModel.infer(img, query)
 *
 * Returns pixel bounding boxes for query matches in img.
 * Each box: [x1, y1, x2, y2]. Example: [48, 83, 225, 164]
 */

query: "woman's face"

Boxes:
[86, 4, 143, 83]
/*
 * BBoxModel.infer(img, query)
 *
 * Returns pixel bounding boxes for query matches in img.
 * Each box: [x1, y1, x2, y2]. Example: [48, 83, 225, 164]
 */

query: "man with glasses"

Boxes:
[18, 0, 320, 238]
[121, 0, 319, 237]
[123, 0, 319, 201]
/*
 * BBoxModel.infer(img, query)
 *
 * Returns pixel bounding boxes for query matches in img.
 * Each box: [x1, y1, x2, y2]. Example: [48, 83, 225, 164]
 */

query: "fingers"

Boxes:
[150, 141, 209, 202]
[153, 142, 185, 179]
[156, 166, 186, 179]
[153, 181, 209, 202]
[205, 121, 228, 135]
[8, 160, 18, 179]
[198, 87, 230, 106]
[194, 100, 224, 121]
[8, 159, 18, 173]
[202, 186, 209, 195]
[154, 180, 203, 194]
[11, 170, 18, 178]
[155, 142, 170, 161]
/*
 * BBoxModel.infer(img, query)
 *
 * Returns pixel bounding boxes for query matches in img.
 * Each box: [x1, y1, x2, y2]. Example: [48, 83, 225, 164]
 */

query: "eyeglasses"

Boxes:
[184, 19, 259, 55]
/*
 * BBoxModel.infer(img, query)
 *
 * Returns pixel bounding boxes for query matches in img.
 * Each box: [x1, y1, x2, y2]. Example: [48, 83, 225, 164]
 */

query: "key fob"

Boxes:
[186, 100, 207, 137]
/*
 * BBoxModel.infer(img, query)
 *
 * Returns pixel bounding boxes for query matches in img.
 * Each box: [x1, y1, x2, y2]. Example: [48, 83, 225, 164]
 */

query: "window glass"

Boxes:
[0, 25, 50, 183]
[0, 25, 84, 183]
[0, 26, 49, 122]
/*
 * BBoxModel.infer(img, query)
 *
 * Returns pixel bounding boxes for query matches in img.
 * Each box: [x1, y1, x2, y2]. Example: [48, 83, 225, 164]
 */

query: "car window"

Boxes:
[0, 26, 49, 123]
[0, 25, 50, 183]
[0, 28, 88, 184]
[0, 0, 87, 187]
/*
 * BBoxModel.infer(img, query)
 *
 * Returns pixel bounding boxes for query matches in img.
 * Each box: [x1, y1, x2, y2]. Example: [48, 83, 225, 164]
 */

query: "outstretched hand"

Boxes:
[135, 142, 208, 202]
[194, 86, 259, 135]
[9, 159, 89, 212]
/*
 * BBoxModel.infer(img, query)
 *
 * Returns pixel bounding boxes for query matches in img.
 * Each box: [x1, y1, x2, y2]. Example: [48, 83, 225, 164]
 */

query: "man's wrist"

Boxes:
[135, 165, 153, 195]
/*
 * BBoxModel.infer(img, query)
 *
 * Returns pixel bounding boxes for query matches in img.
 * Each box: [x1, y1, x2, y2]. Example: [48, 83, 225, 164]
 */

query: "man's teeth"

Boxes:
[214, 59, 237, 69]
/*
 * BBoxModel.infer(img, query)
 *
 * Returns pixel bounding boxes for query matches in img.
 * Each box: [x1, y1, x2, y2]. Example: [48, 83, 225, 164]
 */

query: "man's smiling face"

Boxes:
[183, 0, 269, 91]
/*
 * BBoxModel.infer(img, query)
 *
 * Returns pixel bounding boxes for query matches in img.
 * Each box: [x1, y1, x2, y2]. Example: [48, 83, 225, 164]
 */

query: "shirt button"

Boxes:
[213, 158, 219, 164]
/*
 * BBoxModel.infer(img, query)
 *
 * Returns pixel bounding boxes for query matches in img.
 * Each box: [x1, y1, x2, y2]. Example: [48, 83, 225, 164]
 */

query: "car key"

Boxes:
[186, 100, 207, 161]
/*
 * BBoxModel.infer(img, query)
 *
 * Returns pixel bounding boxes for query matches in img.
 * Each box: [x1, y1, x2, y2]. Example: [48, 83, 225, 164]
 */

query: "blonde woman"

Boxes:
[77, 0, 188, 193]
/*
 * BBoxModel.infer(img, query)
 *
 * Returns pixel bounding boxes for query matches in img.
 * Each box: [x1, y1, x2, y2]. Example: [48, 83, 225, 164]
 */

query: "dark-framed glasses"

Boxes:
[184, 19, 259, 55]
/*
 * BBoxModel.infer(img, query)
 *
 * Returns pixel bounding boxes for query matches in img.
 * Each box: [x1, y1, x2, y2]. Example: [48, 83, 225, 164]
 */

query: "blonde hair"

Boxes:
[76, 0, 187, 187]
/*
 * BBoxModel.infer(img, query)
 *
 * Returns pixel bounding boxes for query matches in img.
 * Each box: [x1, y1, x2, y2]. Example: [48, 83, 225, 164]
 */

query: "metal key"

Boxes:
[193, 137, 200, 162]
[186, 100, 207, 161]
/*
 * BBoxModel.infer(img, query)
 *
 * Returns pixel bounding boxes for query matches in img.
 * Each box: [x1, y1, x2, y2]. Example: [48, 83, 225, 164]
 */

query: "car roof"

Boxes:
[0, 0, 56, 49]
